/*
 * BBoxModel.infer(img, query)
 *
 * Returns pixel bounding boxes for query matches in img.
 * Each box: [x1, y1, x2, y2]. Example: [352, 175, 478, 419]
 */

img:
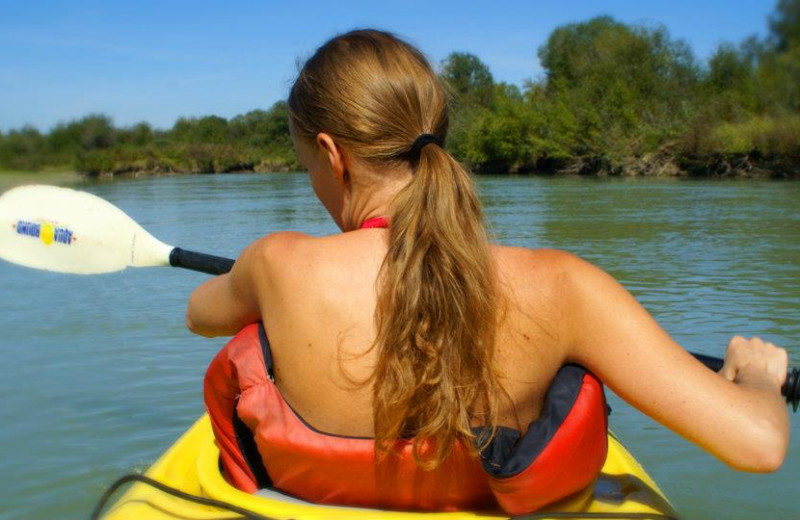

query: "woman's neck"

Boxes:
[340, 163, 412, 231]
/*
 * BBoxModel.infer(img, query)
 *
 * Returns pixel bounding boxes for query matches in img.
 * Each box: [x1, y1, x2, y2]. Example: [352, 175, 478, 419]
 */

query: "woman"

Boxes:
[187, 30, 789, 514]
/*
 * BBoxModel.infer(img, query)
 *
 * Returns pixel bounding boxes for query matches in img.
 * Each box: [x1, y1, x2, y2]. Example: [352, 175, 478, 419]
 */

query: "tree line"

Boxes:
[2, 0, 799, 177]
[0, 103, 295, 175]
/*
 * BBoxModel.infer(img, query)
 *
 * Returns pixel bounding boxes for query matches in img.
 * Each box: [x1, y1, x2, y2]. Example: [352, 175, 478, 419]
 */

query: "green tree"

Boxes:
[229, 102, 292, 153]
[171, 116, 229, 144]
[76, 114, 116, 150]
[439, 53, 499, 168]
[118, 122, 155, 147]
[46, 114, 117, 153]
[759, 0, 800, 111]
[524, 80, 581, 160]
[769, 0, 800, 52]
[460, 84, 535, 171]
[0, 126, 47, 170]
[536, 16, 699, 157]
[704, 43, 758, 119]
[440, 52, 495, 107]
[48, 121, 82, 154]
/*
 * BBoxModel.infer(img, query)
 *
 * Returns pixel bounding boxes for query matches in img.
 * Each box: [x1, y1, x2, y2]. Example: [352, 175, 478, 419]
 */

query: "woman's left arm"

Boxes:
[557, 251, 789, 472]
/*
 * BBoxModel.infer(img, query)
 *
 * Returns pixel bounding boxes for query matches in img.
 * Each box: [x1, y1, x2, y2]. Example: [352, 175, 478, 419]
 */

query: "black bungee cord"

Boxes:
[90, 473, 277, 520]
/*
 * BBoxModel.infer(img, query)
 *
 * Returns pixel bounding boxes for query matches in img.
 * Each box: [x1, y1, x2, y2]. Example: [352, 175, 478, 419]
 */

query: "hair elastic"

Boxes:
[409, 133, 442, 158]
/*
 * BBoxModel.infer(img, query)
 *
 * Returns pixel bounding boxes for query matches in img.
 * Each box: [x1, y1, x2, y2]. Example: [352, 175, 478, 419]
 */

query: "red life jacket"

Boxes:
[204, 323, 608, 515]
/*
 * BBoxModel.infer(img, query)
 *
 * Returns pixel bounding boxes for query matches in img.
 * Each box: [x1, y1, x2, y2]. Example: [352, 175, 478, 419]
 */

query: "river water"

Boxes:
[0, 173, 797, 519]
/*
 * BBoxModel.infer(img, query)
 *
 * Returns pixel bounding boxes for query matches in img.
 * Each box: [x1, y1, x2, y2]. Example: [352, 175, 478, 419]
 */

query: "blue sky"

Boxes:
[0, 0, 777, 132]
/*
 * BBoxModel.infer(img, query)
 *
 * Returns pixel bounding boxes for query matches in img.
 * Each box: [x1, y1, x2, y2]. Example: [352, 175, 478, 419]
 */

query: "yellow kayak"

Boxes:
[101, 414, 677, 520]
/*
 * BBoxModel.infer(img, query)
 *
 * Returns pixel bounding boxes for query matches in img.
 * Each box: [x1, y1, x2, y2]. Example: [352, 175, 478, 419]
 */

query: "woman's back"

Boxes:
[201, 227, 610, 512]
[246, 229, 568, 437]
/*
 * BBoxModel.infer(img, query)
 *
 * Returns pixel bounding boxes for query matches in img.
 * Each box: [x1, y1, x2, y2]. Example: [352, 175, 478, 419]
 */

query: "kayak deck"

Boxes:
[103, 414, 677, 519]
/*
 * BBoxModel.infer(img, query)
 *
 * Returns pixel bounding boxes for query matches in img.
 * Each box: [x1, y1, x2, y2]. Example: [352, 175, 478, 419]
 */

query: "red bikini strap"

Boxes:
[360, 216, 389, 229]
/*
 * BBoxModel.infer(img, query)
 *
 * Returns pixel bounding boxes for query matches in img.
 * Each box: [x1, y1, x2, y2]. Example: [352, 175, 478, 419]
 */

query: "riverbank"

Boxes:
[0, 168, 83, 191]
[78, 151, 799, 179]
[517, 152, 800, 179]
[3, 151, 797, 183]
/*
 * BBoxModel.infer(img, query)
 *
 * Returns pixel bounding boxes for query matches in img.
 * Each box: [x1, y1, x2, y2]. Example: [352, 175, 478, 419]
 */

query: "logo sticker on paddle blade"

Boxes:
[14, 220, 77, 246]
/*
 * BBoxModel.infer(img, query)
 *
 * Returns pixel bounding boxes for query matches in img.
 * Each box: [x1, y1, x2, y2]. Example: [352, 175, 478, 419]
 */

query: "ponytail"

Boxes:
[289, 29, 502, 469]
[373, 142, 500, 468]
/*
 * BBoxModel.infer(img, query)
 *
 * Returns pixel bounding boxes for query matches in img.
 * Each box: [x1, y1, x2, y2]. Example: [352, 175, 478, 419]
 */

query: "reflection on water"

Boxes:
[0, 173, 797, 519]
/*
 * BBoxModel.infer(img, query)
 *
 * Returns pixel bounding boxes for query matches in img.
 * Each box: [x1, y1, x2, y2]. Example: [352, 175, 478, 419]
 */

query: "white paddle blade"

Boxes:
[0, 185, 173, 274]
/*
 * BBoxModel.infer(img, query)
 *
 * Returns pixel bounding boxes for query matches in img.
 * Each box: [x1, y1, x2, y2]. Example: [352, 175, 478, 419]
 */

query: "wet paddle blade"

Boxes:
[0, 185, 173, 274]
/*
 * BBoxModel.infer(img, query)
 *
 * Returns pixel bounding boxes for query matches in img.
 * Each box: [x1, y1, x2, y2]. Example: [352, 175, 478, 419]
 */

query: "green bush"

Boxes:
[76, 150, 116, 176]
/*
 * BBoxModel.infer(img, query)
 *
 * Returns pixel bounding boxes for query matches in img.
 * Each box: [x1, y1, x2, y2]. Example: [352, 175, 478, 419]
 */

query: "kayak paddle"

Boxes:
[1, 184, 797, 410]
[0, 185, 234, 275]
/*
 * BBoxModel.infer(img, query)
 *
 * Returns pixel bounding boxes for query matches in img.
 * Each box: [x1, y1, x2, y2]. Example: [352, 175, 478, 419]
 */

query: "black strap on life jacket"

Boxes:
[232, 322, 274, 489]
[258, 322, 275, 381]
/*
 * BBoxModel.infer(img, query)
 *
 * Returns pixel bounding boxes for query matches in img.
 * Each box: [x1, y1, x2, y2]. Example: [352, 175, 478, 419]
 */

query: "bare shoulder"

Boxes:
[492, 245, 587, 269]
[490, 246, 596, 344]
[492, 245, 638, 335]
[491, 245, 599, 294]
[249, 231, 312, 259]
[252, 229, 383, 261]
[243, 231, 315, 273]
[490, 246, 618, 349]
[245, 230, 386, 303]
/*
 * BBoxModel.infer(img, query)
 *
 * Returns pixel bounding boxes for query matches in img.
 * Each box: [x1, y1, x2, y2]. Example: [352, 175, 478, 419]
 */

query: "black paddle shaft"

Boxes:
[692, 352, 800, 412]
[169, 248, 235, 275]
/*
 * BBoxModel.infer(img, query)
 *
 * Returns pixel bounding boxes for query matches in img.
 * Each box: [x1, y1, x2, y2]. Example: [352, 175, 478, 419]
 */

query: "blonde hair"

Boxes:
[289, 29, 500, 468]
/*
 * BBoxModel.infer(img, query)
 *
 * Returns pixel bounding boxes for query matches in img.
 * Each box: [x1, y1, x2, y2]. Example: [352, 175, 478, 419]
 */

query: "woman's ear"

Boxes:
[316, 132, 348, 185]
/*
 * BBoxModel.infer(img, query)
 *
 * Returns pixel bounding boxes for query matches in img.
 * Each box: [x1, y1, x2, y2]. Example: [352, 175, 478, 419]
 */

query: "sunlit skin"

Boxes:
[187, 132, 789, 473]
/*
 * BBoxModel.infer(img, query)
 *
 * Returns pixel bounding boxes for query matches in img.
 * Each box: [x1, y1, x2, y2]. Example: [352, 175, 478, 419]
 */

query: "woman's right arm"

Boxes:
[186, 231, 303, 337]
[554, 251, 789, 472]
